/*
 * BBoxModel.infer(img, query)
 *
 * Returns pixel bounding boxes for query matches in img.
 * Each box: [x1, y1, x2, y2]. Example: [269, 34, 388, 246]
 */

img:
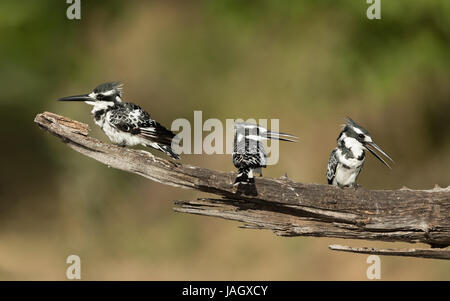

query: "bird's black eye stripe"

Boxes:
[97, 94, 104, 100]
[358, 134, 365, 139]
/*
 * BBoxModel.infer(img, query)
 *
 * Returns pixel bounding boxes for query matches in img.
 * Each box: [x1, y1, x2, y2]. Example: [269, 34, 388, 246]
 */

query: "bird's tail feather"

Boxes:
[233, 168, 254, 186]
[146, 143, 180, 160]
[159, 144, 180, 160]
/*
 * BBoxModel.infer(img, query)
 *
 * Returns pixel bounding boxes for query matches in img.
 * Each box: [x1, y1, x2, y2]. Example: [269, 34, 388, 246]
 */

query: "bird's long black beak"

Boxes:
[58, 94, 92, 102]
[264, 131, 298, 142]
[365, 142, 394, 169]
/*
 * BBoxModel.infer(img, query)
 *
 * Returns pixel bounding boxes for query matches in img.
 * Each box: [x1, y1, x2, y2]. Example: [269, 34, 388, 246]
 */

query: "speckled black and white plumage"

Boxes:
[326, 117, 393, 188]
[326, 144, 365, 187]
[232, 125, 267, 185]
[232, 122, 296, 186]
[59, 82, 180, 159]
[95, 102, 179, 159]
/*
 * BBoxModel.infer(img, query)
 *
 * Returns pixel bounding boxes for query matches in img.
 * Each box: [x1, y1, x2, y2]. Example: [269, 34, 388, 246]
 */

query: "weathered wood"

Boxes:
[329, 244, 450, 260]
[173, 197, 450, 248]
[34, 112, 450, 259]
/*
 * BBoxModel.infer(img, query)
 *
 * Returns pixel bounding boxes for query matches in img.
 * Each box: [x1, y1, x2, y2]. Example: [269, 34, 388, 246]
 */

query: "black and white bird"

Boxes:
[58, 82, 180, 159]
[232, 122, 297, 186]
[326, 117, 393, 188]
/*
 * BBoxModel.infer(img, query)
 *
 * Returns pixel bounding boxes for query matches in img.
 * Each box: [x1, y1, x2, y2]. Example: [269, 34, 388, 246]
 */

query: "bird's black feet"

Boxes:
[338, 183, 361, 190]
[351, 183, 360, 189]
[233, 176, 257, 196]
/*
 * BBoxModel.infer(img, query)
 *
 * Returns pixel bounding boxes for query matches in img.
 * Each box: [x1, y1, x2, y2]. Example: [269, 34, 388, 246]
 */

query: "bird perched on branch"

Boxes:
[326, 117, 393, 188]
[58, 82, 180, 159]
[232, 122, 297, 187]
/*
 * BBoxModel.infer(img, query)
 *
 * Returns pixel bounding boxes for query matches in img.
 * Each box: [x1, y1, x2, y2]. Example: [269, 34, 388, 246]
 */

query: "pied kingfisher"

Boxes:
[326, 117, 393, 188]
[232, 122, 297, 186]
[58, 82, 180, 159]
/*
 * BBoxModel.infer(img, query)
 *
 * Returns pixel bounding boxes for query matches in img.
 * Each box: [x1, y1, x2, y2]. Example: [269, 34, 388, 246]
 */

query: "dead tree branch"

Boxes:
[35, 112, 450, 260]
[328, 244, 450, 260]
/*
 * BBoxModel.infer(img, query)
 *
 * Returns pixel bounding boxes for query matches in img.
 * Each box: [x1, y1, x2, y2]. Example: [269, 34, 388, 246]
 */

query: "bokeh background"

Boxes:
[0, 0, 449, 280]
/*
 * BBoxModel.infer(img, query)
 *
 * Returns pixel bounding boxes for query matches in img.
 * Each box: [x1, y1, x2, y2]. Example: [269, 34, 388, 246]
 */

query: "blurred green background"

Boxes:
[0, 0, 449, 280]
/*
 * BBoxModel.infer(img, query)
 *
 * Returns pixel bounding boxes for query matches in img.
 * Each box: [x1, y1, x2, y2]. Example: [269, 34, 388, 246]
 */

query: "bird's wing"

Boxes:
[109, 104, 176, 147]
[129, 105, 177, 147]
[326, 149, 338, 184]
[233, 132, 267, 169]
[233, 152, 261, 167]
[233, 146, 264, 169]
[139, 121, 176, 147]
[242, 153, 263, 168]
[108, 107, 142, 134]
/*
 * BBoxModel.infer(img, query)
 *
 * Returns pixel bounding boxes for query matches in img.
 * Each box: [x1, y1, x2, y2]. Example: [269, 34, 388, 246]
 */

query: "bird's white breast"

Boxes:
[334, 148, 364, 187]
[334, 163, 361, 186]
